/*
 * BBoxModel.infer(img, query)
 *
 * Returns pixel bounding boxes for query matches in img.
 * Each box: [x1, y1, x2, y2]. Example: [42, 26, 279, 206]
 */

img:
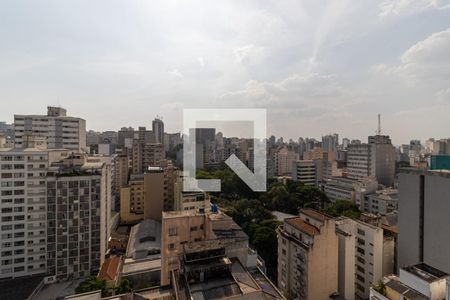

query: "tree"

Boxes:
[115, 278, 133, 294]
[75, 276, 107, 296]
[324, 200, 361, 219]
[372, 280, 386, 295]
[251, 225, 279, 281]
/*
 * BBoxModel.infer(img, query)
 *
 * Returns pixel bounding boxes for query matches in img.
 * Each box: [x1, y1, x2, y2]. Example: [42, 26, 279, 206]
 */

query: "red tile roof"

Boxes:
[286, 217, 320, 236]
[301, 208, 331, 222]
[98, 256, 121, 281]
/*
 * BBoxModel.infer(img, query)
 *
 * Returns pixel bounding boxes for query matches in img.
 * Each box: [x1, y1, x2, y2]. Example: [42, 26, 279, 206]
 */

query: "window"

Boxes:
[357, 229, 365, 236]
[168, 243, 175, 250]
[168, 228, 178, 236]
[190, 226, 198, 232]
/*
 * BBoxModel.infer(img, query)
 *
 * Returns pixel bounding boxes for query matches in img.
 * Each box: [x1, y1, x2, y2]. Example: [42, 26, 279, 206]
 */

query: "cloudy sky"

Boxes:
[1, 0, 449, 144]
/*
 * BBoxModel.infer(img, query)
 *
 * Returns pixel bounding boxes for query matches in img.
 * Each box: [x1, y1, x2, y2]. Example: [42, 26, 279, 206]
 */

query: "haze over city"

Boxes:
[1, 0, 450, 143]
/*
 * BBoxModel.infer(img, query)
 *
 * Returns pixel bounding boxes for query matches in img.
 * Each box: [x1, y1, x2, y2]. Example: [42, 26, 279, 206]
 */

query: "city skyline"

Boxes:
[1, 1, 449, 144]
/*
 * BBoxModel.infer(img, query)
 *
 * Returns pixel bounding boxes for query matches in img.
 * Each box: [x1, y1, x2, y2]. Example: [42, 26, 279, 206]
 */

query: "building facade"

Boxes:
[277, 209, 338, 300]
[398, 170, 450, 273]
[14, 106, 86, 152]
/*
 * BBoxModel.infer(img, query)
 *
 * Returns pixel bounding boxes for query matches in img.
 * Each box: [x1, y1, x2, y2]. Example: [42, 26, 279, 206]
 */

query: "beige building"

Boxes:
[131, 141, 164, 174]
[174, 178, 210, 212]
[160, 210, 249, 286]
[120, 165, 177, 224]
[114, 153, 129, 197]
[275, 146, 299, 176]
[336, 217, 395, 300]
[277, 209, 338, 300]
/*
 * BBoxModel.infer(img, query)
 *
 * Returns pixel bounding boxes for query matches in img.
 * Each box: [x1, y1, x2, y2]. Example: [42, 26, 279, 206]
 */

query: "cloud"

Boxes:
[379, 0, 450, 17]
[233, 44, 266, 64]
[168, 69, 184, 79]
[376, 28, 450, 84]
[217, 73, 345, 110]
[197, 56, 205, 67]
[436, 88, 450, 103]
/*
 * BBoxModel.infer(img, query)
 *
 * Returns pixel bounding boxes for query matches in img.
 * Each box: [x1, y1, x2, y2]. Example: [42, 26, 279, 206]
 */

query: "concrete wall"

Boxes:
[423, 174, 450, 273]
[398, 173, 422, 270]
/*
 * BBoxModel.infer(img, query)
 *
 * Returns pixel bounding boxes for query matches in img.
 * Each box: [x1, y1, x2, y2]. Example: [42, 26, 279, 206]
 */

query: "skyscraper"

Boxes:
[152, 117, 164, 145]
[322, 133, 339, 154]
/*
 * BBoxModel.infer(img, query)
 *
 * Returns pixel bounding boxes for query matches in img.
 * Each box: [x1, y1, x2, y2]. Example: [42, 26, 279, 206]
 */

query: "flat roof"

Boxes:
[122, 258, 161, 275]
[402, 263, 449, 283]
[0, 275, 44, 300]
[385, 279, 427, 300]
[186, 258, 260, 300]
[399, 168, 450, 178]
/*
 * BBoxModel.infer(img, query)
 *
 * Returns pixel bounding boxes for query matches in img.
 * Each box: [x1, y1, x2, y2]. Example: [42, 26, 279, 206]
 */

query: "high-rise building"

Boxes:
[14, 106, 86, 152]
[277, 209, 338, 300]
[46, 156, 111, 281]
[322, 133, 339, 154]
[398, 169, 450, 273]
[347, 135, 396, 187]
[131, 142, 164, 174]
[118, 127, 134, 148]
[152, 117, 164, 145]
[114, 153, 129, 210]
[0, 146, 69, 279]
[120, 164, 177, 223]
[336, 217, 395, 300]
[275, 145, 299, 176]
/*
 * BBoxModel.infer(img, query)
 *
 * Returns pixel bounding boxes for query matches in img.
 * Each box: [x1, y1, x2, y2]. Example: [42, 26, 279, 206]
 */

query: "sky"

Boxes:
[1, 0, 450, 145]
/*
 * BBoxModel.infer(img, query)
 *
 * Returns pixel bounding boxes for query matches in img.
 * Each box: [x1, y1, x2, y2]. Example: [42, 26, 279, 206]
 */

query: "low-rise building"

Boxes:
[363, 188, 398, 215]
[370, 263, 450, 300]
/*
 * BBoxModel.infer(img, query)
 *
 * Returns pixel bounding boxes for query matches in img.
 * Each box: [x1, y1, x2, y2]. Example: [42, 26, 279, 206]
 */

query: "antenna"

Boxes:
[376, 114, 381, 135]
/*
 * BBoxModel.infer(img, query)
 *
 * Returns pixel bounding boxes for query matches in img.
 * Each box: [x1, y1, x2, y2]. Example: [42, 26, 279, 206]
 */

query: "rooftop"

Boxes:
[122, 258, 161, 275]
[384, 277, 428, 300]
[285, 217, 320, 236]
[301, 208, 331, 221]
[402, 263, 449, 283]
[98, 256, 121, 281]
[0, 275, 44, 300]
[126, 219, 161, 259]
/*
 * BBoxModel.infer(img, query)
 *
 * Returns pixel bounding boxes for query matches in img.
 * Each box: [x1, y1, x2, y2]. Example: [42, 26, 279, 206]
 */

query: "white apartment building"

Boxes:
[347, 135, 396, 187]
[363, 188, 398, 215]
[292, 160, 316, 186]
[14, 106, 86, 152]
[336, 217, 395, 300]
[0, 146, 68, 279]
